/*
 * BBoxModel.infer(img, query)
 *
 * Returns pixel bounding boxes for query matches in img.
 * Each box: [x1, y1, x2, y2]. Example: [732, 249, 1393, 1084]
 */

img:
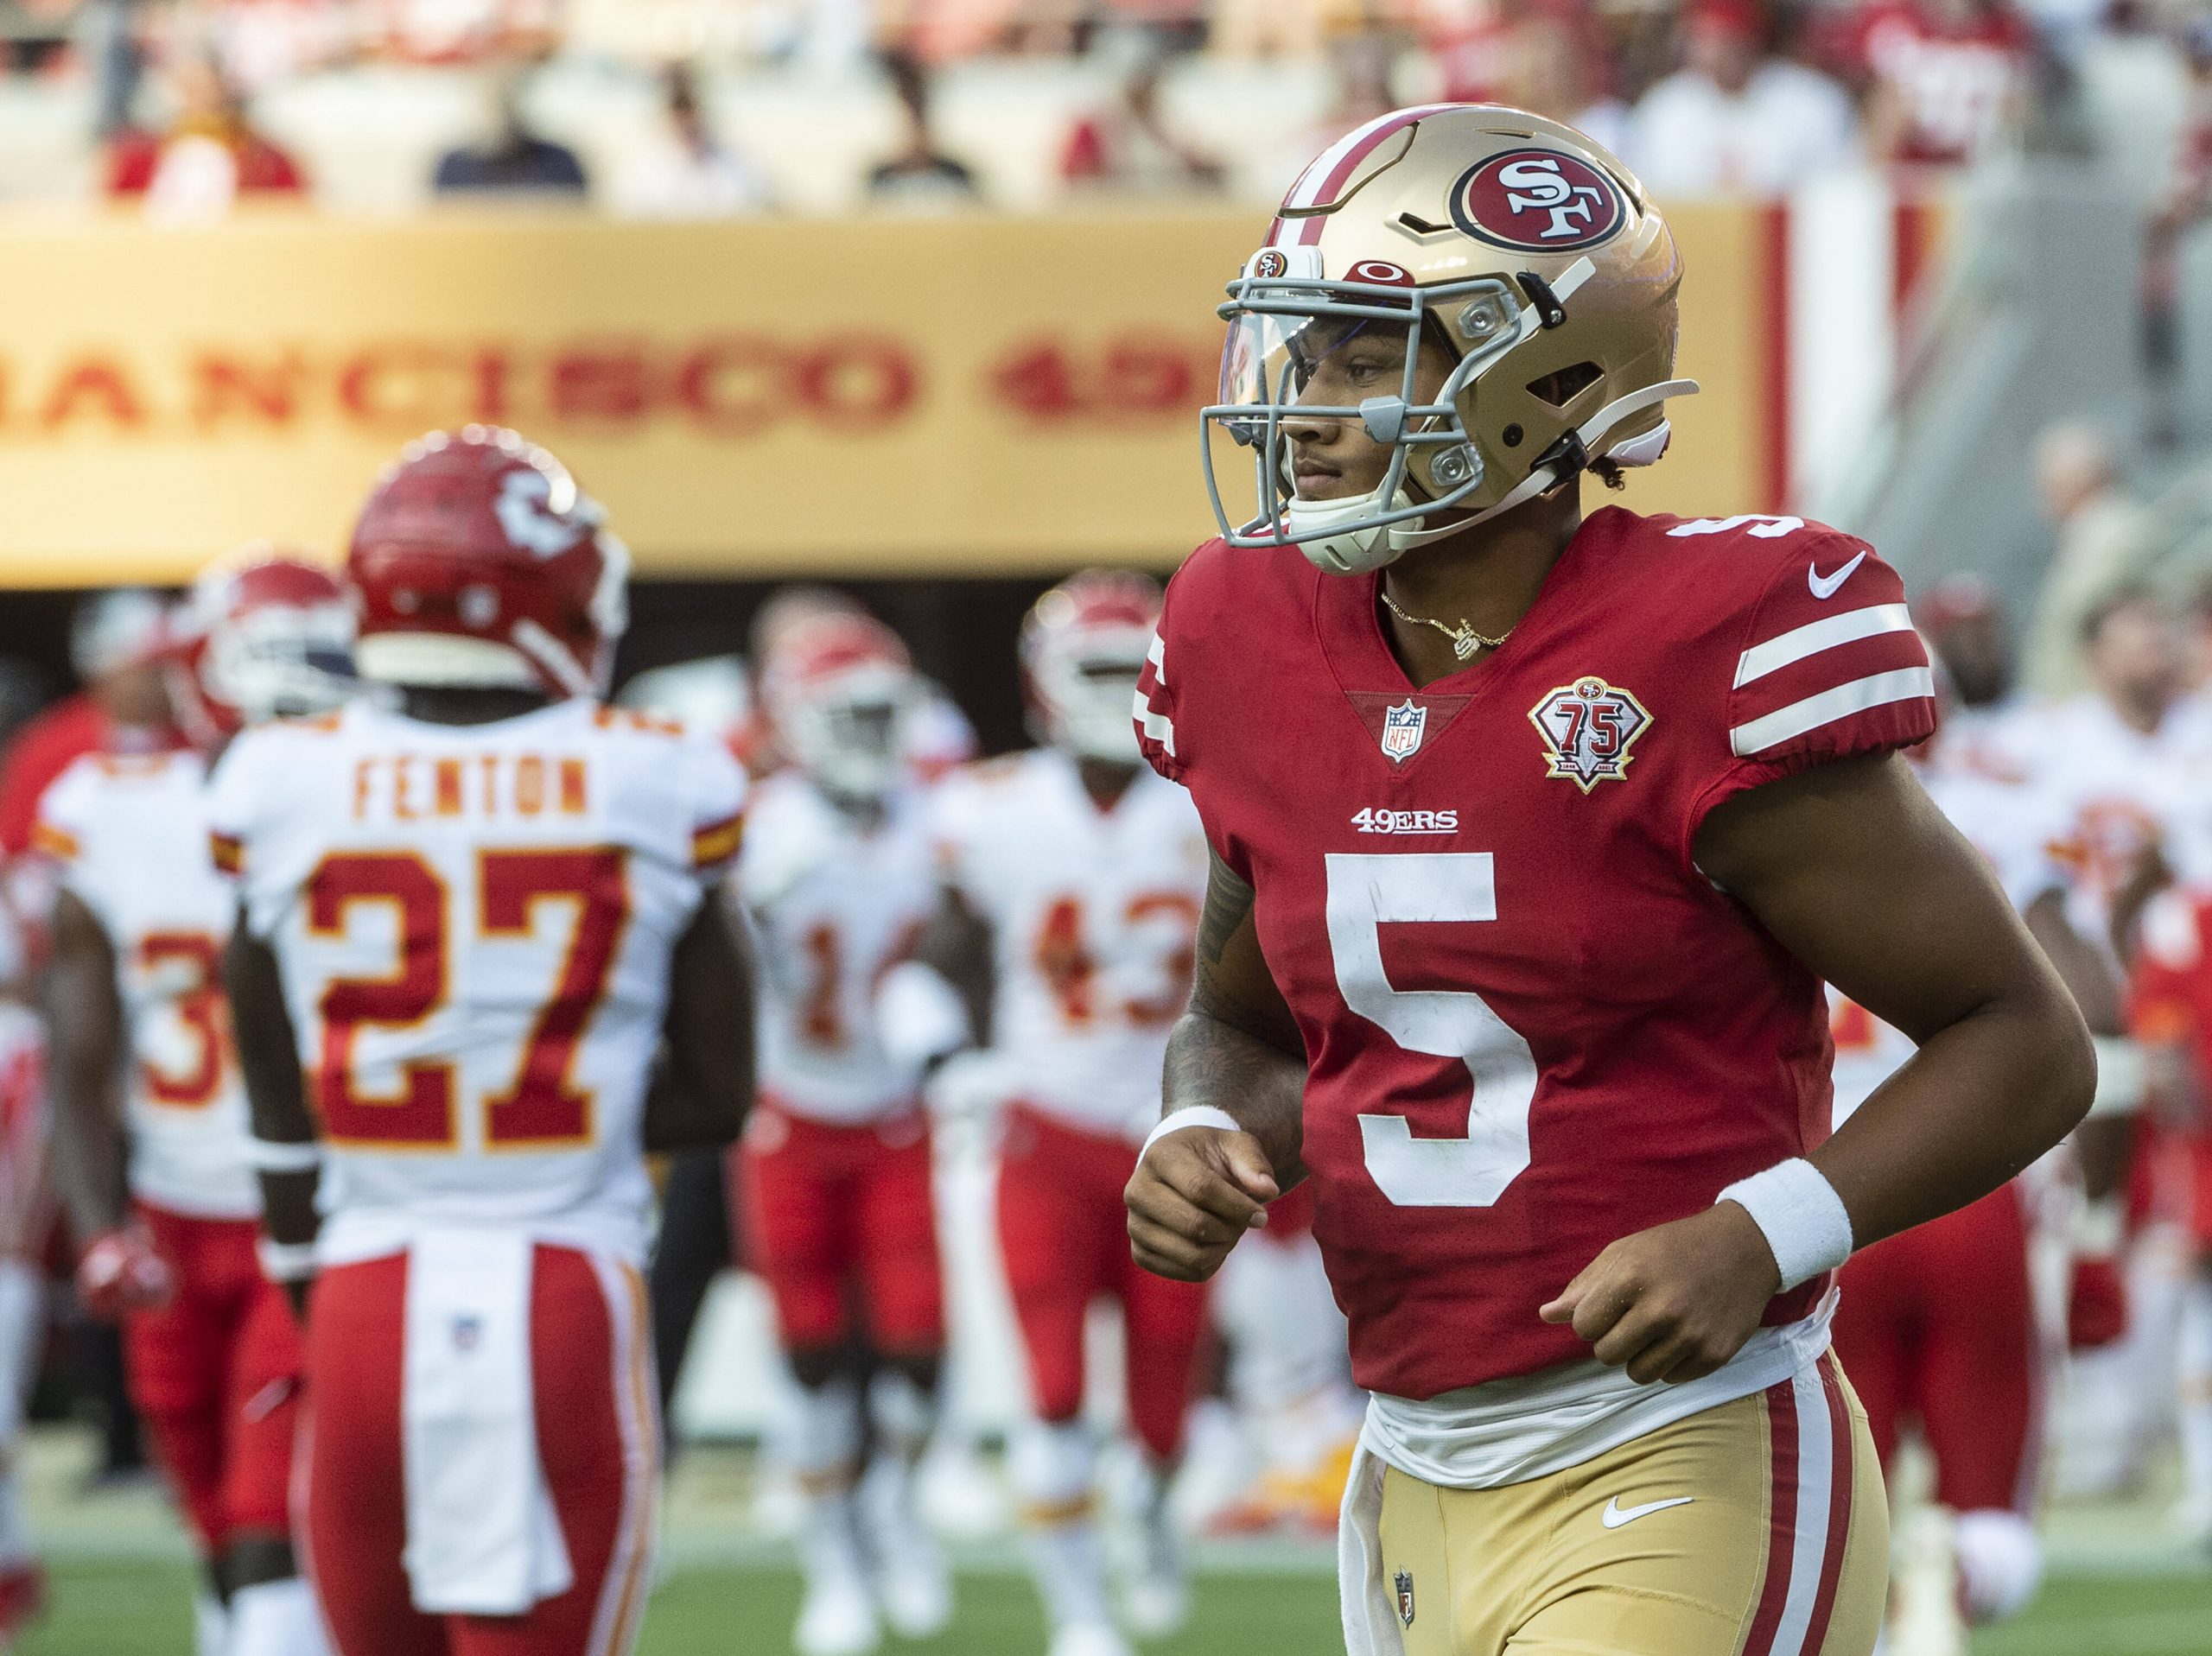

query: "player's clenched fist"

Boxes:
[1125, 1126, 1280, 1282]
[1539, 1202, 1783, 1386]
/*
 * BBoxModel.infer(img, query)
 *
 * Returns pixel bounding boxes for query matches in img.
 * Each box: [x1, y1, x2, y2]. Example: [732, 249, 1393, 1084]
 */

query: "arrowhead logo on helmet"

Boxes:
[346, 426, 628, 702]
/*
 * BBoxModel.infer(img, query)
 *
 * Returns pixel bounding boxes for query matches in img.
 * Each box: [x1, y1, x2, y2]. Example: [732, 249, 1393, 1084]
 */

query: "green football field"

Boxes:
[17, 1559, 2212, 1656]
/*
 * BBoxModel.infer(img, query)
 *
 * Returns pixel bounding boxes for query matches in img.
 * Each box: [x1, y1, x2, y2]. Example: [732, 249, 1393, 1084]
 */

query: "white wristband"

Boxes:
[1716, 1158, 1854, 1291]
[1140, 1106, 1245, 1160]
[256, 1236, 320, 1285]
[2089, 1037, 2145, 1119]
[246, 1137, 324, 1174]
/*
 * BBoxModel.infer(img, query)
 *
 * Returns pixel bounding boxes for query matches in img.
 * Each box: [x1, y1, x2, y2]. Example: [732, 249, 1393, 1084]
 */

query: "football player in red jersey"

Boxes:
[42, 554, 355, 1656]
[1125, 106, 2094, 1656]
[216, 428, 756, 1656]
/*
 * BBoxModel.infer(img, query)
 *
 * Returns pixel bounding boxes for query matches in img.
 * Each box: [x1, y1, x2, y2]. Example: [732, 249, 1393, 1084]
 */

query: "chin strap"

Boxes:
[1387, 376, 1701, 554]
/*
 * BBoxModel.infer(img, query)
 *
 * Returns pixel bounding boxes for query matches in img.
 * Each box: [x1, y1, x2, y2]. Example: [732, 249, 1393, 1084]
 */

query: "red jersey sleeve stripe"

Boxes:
[1731, 667, 1936, 757]
[1734, 603, 1917, 688]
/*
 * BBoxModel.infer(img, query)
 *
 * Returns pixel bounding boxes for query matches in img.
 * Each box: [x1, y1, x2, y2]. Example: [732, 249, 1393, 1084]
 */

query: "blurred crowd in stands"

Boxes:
[0, 0, 2199, 211]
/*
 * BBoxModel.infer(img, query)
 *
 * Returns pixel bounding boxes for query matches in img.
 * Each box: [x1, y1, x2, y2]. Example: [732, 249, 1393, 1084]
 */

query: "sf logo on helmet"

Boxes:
[1451, 149, 1625, 253]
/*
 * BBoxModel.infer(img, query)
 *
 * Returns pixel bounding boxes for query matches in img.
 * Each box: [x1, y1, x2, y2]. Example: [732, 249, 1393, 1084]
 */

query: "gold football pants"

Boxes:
[1376, 1354, 1886, 1656]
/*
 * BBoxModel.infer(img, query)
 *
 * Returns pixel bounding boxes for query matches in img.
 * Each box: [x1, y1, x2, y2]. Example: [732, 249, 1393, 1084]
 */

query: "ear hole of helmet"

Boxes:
[1526, 361, 1603, 409]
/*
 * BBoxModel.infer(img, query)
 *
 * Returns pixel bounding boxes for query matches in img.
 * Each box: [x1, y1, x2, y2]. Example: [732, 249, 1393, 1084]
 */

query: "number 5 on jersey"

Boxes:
[1325, 852, 1537, 1208]
[308, 847, 628, 1150]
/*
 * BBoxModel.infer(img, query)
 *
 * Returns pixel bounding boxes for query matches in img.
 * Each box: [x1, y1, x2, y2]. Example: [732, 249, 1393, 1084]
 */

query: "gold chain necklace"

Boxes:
[1379, 589, 1513, 662]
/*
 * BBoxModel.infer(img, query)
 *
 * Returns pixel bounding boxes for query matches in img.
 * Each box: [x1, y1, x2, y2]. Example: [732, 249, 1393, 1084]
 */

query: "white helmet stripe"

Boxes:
[1275, 104, 1463, 246]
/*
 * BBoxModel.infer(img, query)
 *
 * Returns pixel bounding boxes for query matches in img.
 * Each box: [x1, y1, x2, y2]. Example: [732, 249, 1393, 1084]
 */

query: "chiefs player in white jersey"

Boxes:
[1125, 105, 2091, 1656]
[41, 554, 355, 1656]
[213, 428, 756, 1656]
[1988, 591, 2197, 939]
[1824, 743, 2138, 1656]
[738, 609, 957, 1656]
[0, 902, 48, 1646]
[921, 572, 1208, 1656]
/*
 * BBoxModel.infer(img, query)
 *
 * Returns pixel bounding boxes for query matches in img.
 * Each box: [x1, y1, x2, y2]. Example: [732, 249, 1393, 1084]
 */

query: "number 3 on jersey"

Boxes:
[1324, 853, 1536, 1208]
[308, 847, 627, 1149]
[137, 932, 231, 1108]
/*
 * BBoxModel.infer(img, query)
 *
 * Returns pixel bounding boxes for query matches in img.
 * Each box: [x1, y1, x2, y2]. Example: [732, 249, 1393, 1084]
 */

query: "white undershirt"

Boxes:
[1359, 1291, 1836, 1488]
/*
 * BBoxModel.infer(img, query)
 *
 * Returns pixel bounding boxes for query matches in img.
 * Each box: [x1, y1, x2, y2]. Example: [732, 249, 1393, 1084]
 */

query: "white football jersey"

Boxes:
[210, 699, 747, 1266]
[1829, 759, 2067, 1121]
[741, 772, 938, 1123]
[35, 752, 258, 1219]
[929, 750, 1207, 1142]
[1983, 694, 2198, 926]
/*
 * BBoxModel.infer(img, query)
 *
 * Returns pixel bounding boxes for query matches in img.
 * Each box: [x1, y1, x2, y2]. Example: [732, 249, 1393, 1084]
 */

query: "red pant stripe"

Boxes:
[1740, 1376, 1802, 1656]
[586, 1258, 658, 1656]
[1799, 1355, 1856, 1653]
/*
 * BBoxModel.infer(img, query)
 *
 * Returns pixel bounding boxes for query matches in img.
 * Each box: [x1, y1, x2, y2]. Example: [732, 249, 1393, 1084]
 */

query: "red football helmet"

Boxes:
[760, 610, 918, 802]
[347, 426, 628, 699]
[166, 549, 356, 747]
[1020, 570, 1160, 764]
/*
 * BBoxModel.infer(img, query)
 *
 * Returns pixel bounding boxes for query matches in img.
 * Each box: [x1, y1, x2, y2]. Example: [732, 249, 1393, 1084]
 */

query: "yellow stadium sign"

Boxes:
[0, 204, 1781, 586]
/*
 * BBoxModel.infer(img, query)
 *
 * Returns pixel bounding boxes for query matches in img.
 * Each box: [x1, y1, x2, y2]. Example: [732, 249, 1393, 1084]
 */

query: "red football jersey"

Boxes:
[1137, 506, 1937, 1400]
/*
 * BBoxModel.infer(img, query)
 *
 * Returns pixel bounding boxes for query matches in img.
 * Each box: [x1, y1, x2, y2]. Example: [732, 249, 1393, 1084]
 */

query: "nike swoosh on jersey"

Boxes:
[1599, 1495, 1694, 1529]
[1807, 551, 1868, 600]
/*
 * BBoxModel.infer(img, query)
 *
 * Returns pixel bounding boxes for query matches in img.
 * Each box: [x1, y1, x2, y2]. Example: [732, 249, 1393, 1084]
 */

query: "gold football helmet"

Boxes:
[1203, 104, 1695, 576]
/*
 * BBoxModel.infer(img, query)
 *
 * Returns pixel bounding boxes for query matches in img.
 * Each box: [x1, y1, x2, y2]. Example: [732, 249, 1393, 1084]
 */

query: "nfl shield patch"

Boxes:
[1395, 1568, 1415, 1627]
[1529, 676, 1652, 792]
[1380, 699, 1428, 764]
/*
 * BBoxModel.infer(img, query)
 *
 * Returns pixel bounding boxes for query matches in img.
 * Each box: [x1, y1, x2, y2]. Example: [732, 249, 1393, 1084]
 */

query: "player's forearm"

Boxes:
[256, 1167, 320, 1320]
[642, 1068, 745, 1152]
[223, 929, 317, 1147]
[257, 1169, 320, 1248]
[913, 890, 995, 1047]
[1163, 991, 1307, 1187]
[1814, 986, 2094, 1251]
[40, 955, 128, 1240]
[649, 895, 754, 1151]
[47, 1081, 126, 1243]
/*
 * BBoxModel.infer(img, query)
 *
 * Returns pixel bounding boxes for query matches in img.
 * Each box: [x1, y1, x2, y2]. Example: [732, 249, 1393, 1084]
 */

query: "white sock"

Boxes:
[800, 1486, 869, 1590]
[227, 1577, 330, 1656]
[2179, 1275, 2212, 1513]
[1953, 1509, 2043, 1622]
[1025, 1514, 1114, 1633]
[0, 1261, 37, 1567]
[863, 1371, 938, 1539]
[194, 1595, 230, 1656]
[867, 1369, 937, 1466]
[792, 1379, 868, 1591]
[1011, 1421, 1109, 1632]
[793, 1377, 865, 1477]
